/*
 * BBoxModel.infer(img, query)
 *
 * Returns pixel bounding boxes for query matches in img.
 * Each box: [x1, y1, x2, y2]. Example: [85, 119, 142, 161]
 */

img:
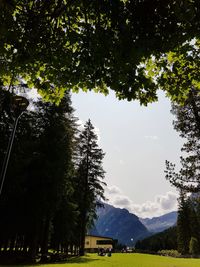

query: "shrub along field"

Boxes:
[1, 253, 200, 267]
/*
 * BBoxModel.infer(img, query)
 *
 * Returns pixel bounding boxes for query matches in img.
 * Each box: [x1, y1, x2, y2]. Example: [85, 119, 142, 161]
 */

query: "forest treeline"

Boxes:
[0, 90, 106, 262]
[135, 193, 200, 256]
[135, 227, 177, 252]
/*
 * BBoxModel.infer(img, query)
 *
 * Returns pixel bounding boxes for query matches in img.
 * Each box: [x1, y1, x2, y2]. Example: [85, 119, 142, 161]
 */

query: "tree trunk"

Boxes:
[3, 239, 8, 251]
[9, 236, 15, 252]
[41, 217, 50, 254]
[23, 235, 29, 253]
[79, 211, 87, 256]
[65, 242, 69, 256]
[28, 221, 40, 260]
[28, 234, 38, 260]
[41, 216, 50, 262]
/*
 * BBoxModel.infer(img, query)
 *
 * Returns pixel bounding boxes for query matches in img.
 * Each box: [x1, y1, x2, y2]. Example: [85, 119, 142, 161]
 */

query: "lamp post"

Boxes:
[131, 238, 134, 249]
[0, 95, 29, 196]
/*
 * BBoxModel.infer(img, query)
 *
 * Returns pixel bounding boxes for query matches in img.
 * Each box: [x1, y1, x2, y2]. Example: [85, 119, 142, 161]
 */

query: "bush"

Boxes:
[157, 250, 181, 258]
[189, 237, 200, 256]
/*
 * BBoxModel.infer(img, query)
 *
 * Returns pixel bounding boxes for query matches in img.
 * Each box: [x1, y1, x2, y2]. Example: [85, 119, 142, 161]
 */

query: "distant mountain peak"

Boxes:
[90, 203, 177, 245]
[90, 203, 150, 246]
[140, 211, 177, 233]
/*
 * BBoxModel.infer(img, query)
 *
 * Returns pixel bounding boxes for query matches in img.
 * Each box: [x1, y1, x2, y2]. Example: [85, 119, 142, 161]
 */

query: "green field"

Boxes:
[1, 253, 200, 267]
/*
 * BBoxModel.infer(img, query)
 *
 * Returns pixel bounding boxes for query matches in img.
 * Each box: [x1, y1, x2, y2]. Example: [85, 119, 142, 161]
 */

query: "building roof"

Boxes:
[86, 234, 113, 240]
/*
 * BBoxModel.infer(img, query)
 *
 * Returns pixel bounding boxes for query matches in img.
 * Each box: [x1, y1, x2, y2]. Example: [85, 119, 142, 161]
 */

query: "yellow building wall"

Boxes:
[85, 235, 113, 249]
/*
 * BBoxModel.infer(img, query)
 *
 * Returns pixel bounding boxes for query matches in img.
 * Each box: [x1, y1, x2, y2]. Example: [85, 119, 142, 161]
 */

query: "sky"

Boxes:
[72, 90, 184, 219]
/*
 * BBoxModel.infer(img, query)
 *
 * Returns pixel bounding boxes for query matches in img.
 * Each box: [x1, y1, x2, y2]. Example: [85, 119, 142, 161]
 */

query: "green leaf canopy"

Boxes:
[1, 0, 200, 104]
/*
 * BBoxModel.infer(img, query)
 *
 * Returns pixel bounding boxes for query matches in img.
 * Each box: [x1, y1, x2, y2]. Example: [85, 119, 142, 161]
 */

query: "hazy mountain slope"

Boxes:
[140, 211, 177, 233]
[90, 203, 150, 246]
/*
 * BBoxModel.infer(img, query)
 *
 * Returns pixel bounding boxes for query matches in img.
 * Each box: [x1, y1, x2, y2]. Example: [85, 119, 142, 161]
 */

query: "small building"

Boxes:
[85, 235, 113, 252]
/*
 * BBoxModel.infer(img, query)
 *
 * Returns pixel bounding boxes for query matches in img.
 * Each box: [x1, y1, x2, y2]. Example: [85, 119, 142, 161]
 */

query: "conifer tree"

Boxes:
[164, 85, 200, 256]
[0, 91, 79, 260]
[74, 119, 106, 256]
[165, 87, 200, 192]
[188, 199, 200, 247]
[26, 93, 77, 258]
[177, 191, 191, 254]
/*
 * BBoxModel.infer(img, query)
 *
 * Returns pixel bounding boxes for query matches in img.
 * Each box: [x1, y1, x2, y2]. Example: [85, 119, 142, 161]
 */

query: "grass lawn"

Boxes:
[1, 253, 200, 267]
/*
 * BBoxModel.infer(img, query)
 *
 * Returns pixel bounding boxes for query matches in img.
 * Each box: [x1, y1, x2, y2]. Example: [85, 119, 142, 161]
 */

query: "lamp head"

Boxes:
[11, 96, 29, 117]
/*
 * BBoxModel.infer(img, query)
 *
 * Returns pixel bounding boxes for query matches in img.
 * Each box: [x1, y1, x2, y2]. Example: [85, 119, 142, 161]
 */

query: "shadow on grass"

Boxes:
[57, 255, 102, 264]
[0, 254, 102, 266]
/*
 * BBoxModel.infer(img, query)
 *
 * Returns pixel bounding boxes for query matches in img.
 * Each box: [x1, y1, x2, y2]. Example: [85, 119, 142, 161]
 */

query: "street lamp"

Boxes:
[131, 238, 134, 249]
[0, 95, 29, 196]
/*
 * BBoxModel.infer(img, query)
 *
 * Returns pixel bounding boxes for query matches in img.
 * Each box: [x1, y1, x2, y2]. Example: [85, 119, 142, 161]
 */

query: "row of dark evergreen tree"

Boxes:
[136, 193, 200, 255]
[135, 226, 177, 252]
[0, 89, 106, 261]
[177, 192, 200, 255]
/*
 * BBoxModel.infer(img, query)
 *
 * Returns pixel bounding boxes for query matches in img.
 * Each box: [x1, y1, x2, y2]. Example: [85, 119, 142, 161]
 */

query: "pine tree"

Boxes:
[165, 87, 200, 192]
[74, 119, 106, 256]
[177, 191, 191, 255]
[26, 93, 77, 258]
[0, 91, 79, 260]
[164, 87, 200, 256]
[188, 199, 200, 248]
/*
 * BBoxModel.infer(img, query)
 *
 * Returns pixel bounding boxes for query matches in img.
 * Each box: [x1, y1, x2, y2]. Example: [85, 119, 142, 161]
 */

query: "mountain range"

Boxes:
[90, 203, 177, 246]
[140, 211, 177, 233]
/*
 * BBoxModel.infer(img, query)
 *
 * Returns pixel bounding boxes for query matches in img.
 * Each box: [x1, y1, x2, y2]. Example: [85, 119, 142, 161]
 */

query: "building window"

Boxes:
[96, 240, 113, 245]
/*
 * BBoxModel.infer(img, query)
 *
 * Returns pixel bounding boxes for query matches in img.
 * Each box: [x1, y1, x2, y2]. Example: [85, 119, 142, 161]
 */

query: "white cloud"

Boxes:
[113, 195, 132, 206]
[106, 185, 121, 195]
[104, 185, 178, 218]
[113, 145, 120, 152]
[119, 159, 125, 165]
[144, 135, 158, 140]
